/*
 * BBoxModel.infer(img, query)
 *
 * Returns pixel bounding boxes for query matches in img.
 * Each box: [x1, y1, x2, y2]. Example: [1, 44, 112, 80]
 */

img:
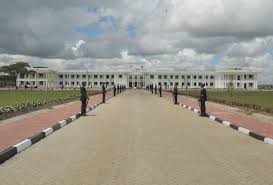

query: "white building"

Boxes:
[16, 67, 258, 89]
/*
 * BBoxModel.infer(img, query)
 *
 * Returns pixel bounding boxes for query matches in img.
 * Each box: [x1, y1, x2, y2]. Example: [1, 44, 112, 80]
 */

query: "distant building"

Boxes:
[16, 67, 258, 89]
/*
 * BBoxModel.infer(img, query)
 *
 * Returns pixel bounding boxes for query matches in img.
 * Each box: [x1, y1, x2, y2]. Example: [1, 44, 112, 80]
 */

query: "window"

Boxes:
[65, 75, 68, 79]
[100, 75, 103, 79]
[210, 82, 214, 86]
[119, 74, 122, 78]
[199, 82, 202, 86]
[187, 75, 191, 79]
[170, 75, 173, 79]
[237, 75, 241, 80]
[249, 83, 253, 87]
[170, 82, 173, 86]
[205, 75, 208, 79]
[210, 75, 214, 79]
[150, 75, 154, 79]
[175, 82, 179, 86]
[140, 76, 143, 79]
[106, 75, 109, 79]
[94, 75, 98, 79]
[39, 81, 43, 85]
[59, 82, 63, 85]
[199, 75, 202, 79]
[65, 82, 68, 85]
[249, 75, 253, 79]
[77, 82, 79, 85]
[129, 76, 132, 79]
[39, 74, 44, 78]
[106, 82, 109, 85]
[111, 82, 114, 85]
[194, 82, 197, 86]
[71, 82, 75, 85]
[158, 75, 162, 79]
[244, 75, 247, 79]
[164, 82, 167, 86]
[88, 75, 91, 79]
[187, 82, 191, 86]
[164, 75, 167, 79]
[158, 82, 161, 85]
[193, 75, 197, 79]
[237, 83, 240, 87]
[76, 75, 80, 79]
[181, 75, 184, 79]
[135, 76, 137, 79]
[82, 75, 86, 78]
[94, 82, 98, 85]
[111, 75, 114, 79]
[20, 74, 24, 78]
[175, 75, 179, 79]
[71, 75, 74, 79]
[182, 82, 184, 86]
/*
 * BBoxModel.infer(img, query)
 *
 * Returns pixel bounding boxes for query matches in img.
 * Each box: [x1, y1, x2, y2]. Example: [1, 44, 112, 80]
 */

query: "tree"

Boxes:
[47, 70, 57, 91]
[0, 62, 30, 87]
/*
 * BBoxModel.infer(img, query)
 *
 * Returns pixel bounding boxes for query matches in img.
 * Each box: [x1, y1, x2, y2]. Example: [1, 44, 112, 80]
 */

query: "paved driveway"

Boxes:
[1, 90, 273, 185]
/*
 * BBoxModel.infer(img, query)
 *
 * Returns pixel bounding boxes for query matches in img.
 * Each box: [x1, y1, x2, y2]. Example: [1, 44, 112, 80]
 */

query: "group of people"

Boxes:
[147, 83, 208, 117]
[113, 84, 126, 97]
[80, 81, 207, 117]
[145, 84, 163, 97]
[80, 82, 127, 116]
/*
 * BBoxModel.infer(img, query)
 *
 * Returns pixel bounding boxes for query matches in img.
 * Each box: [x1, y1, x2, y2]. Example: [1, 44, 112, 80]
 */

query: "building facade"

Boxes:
[16, 67, 258, 90]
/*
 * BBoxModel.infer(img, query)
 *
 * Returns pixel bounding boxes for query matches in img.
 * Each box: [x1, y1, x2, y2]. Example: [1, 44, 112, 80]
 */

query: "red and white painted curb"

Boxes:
[162, 96, 273, 146]
[0, 95, 114, 164]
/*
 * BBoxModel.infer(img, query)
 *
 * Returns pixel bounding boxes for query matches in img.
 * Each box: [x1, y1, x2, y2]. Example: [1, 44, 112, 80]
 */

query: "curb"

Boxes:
[0, 95, 113, 164]
[162, 96, 273, 146]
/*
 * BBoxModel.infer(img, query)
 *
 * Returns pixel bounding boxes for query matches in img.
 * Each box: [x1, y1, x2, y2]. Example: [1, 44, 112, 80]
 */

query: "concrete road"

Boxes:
[0, 90, 273, 185]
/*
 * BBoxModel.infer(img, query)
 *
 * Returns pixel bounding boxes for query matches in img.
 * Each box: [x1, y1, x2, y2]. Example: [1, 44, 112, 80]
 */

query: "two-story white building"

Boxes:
[16, 67, 258, 90]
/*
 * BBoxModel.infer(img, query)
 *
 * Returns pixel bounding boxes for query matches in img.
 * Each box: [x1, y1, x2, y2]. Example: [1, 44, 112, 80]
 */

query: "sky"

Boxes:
[0, 0, 273, 84]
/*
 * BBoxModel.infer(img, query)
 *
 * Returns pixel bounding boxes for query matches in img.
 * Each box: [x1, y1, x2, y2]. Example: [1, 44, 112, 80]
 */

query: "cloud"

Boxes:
[0, 0, 273, 84]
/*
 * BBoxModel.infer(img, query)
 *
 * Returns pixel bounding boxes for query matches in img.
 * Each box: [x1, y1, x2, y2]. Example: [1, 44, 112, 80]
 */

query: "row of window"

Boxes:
[60, 81, 115, 86]
[157, 82, 214, 87]
[20, 73, 45, 78]
[59, 74, 123, 79]
[150, 75, 214, 80]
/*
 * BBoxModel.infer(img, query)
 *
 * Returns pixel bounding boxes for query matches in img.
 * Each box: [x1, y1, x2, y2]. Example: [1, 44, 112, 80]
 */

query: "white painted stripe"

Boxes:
[43, 127, 53, 136]
[238, 127, 250, 135]
[187, 107, 192, 110]
[193, 109, 199, 113]
[183, 105, 187, 108]
[70, 115, 76, 121]
[179, 103, 182, 106]
[223, 121, 231, 127]
[264, 138, 273, 145]
[209, 115, 216, 120]
[14, 139, 32, 153]
[59, 120, 67, 128]
[86, 108, 89, 112]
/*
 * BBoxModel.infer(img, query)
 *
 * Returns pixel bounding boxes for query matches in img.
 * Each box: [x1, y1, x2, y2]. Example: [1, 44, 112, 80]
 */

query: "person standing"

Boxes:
[102, 83, 106, 103]
[173, 84, 178, 104]
[117, 84, 120, 94]
[80, 82, 89, 116]
[199, 83, 207, 117]
[159, 84, 162, 97]
[154, 85, 157, 95]
[151, 84, 154, 94]
[113, 84, 116, 96]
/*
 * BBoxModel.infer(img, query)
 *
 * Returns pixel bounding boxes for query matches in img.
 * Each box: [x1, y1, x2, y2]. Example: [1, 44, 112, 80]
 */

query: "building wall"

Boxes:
[16, 69, 258, 90]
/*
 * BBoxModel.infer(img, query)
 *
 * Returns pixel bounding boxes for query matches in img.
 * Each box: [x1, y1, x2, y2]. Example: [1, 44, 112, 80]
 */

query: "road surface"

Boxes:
[0, 90, 273, 185]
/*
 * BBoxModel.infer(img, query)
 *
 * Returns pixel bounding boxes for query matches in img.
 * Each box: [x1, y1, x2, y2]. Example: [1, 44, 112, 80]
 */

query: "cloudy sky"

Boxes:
[0, 0, 273, 84]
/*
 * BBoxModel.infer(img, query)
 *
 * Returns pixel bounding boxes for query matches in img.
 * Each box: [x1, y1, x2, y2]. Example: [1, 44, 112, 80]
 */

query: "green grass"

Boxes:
[0, 90, 101, 106]
[178, 90, 273, 113]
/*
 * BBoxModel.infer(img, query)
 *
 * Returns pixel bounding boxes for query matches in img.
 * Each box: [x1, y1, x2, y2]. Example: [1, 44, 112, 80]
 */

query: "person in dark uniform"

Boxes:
[151, 84, 154, 94]
[117, 84, 120, 94]
[173, 84, 178, 104]
[113, 84, 116, 96]
[199, 83, 207, 117]
[80, 82, 89, 116]
[159, 84, 162, 97]
[102, 83, 106, 103]
[154, 85, 157, 95]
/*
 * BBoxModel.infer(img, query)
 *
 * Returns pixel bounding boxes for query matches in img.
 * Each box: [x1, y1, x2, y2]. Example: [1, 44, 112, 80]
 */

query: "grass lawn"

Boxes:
[0, 90, 101, 106]
[178, 90, 273, 113]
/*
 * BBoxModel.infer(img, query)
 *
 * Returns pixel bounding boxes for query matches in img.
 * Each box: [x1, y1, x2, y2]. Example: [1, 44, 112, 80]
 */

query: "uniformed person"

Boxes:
[154, 85, 157, 95]
[102, 83, 106, 103]
[151, 84, 154, 94]
[113, 84, 116, 96]
[80, 82, 89, 116]
[173, 84, 178, 104]
[159, 84, 162, 97]
[117, 84, 120, 94]
[199, 83, 207, 117]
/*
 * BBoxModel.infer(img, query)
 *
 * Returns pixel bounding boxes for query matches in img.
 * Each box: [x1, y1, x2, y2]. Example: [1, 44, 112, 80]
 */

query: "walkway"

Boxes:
[0, 90, 272, 185]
